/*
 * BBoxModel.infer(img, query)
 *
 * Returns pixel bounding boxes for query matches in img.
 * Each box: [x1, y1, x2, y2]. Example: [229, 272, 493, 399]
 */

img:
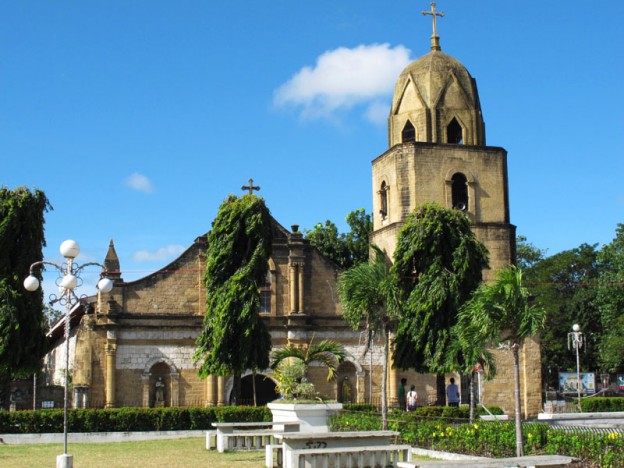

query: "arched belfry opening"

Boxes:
[451, 173, 469, 211]
[401, 120, 416, 143]
[447, 118, 463, 144]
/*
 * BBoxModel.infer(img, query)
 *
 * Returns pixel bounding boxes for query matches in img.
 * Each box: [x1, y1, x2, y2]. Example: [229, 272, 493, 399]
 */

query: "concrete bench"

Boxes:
[397, 454, 576, 468]
[288, 444, 412, 468]
[210, 421, 299, 453]
[275, 430, 401, 468]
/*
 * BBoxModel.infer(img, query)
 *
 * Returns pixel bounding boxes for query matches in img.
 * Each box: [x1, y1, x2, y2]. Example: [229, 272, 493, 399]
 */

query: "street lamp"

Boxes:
[567, 323, 584, 412]
[24, 240, 113, 468]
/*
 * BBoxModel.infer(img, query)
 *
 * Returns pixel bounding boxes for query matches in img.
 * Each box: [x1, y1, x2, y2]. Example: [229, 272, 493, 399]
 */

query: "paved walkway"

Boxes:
[0, 430, 204, 444]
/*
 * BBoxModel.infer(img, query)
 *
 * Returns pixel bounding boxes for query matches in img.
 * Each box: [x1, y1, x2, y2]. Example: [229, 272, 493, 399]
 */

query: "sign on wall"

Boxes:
[559, 372, 595, 394]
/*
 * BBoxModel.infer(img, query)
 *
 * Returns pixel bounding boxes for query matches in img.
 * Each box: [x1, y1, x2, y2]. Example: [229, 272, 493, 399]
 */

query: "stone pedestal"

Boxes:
[268, 402, 343, 433]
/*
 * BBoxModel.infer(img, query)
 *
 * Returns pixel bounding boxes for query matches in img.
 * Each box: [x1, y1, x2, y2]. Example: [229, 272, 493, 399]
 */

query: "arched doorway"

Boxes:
[240, 374, 279, 406]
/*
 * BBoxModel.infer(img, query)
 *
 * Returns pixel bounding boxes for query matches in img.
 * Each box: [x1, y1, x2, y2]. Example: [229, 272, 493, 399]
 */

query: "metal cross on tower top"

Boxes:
[422, 2, 445, 50]
[242, 178, 260, 195]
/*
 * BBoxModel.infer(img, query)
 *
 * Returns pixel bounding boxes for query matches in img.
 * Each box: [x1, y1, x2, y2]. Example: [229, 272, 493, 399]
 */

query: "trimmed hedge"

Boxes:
[341, 404, 503, 421]
[0, 406, 271, 434]
[406, 404, 504, 419]
[581, 397, 624, 413]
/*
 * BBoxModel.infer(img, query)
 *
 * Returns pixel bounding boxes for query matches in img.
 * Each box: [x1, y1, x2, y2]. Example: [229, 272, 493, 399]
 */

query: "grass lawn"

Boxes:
[0, 437, 266, 467]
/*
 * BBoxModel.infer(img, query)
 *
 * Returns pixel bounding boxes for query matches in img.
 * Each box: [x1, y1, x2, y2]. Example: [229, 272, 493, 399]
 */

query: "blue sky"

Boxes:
[2, 1, 623, 295]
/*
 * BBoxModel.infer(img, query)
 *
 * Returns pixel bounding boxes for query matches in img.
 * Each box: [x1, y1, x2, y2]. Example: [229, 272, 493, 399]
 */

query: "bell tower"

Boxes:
[371, 3, 515, 278]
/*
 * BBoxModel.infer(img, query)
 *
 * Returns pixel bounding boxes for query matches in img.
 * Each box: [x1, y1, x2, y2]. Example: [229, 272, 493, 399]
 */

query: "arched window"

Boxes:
[451, 173, 468, 211]
[402, 120, 416, 143]
[378, 181, 388, 219]
[260, 271, 271, 313]
[447, 118, 463, 144]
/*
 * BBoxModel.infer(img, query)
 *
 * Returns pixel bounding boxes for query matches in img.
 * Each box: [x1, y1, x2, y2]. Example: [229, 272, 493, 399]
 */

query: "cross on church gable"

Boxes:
[242, 178, 261, 195]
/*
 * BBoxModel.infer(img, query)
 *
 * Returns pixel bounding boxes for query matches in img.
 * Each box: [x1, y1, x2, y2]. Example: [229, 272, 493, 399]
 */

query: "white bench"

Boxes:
[275, 430, 402, 468]
[397, 454, 576, 467]
[290, 444, 412, 468]
[210, 421, 299, 453]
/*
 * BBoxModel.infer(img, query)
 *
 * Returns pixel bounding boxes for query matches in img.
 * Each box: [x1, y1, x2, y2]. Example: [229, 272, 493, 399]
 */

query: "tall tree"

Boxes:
[305, 220, 351, 268]
[345, 208, 372, 266]
[515, 234, 547, 270]
[194, 194, 273, 404]
[391, 203, 489, 403]
[306, 208, 372, 269]
[596, 224, 624, 371]
[337, 245, 400, 430]
[524, 243, 600, 387]
[456, 266, 546, 457]
[0, 187, 50, 406]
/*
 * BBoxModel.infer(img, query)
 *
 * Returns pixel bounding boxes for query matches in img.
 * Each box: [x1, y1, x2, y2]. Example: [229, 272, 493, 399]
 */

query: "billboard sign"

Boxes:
[559, 372, 595, 394]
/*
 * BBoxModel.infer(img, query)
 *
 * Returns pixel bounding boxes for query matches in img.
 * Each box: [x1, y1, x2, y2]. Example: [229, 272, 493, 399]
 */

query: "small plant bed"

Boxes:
[275, 399, 337, 404]
[330, 410, 624, 467]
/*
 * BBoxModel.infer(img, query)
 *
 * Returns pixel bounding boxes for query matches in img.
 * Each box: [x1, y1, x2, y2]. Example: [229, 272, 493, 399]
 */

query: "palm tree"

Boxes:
[337, 245, 400, 430]
[447, 324, 497, 423]
[456, 266, 545, 457]
[270, 337, 346, 399]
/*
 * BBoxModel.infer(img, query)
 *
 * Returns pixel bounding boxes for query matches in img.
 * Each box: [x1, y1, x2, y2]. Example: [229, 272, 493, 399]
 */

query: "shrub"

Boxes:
[342, 403, 377, 413]
[0, 406, 271, 434]
[581, 397, 624, 413]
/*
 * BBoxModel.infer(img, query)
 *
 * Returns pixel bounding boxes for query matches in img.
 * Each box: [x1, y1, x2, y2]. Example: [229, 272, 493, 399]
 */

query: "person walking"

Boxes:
[446, 377, 460, 407]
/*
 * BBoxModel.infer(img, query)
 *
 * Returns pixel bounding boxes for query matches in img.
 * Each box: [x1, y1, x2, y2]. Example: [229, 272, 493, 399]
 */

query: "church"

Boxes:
[42, 5, 542, 417]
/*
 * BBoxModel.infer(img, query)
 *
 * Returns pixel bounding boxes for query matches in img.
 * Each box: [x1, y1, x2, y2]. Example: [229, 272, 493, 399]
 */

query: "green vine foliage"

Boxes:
[392, 203, 489, 373]
[194, 194, 273, 377]
[0, 187, 51, 378]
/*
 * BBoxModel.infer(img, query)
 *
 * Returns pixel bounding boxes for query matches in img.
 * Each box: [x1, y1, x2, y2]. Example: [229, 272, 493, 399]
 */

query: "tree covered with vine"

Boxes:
[0, 187, 51, 381]
[392, 203, 489, 402]
[194, 194, 273, 385]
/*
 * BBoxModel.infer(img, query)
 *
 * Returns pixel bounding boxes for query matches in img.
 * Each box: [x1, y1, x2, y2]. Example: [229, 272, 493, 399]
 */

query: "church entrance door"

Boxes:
[240, 374, 279, 406]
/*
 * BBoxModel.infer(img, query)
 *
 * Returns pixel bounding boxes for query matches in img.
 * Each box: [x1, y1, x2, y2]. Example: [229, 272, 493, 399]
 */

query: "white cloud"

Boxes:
[133, 244, 185, 262]
[364, 100, 391, 125]
[125, 173, 155, 193]
[274, 43, 411, 121]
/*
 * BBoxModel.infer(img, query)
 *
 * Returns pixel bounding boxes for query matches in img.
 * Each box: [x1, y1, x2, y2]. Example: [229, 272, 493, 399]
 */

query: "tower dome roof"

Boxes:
[388, 47, 486, 147]
[392, 50, 479, 112]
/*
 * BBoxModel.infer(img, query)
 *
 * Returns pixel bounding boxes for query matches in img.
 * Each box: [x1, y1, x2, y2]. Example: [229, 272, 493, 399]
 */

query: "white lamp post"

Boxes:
[24, 240, 113, 468]
[567, 323, 584, 412]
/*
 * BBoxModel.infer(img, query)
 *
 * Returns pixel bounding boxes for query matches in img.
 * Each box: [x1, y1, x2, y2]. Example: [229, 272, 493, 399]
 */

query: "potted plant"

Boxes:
[268, 338, 346, 432]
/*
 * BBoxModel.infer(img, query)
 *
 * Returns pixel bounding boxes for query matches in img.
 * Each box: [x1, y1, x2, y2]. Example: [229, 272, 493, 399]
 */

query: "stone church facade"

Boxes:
[43, 22, 542, 417]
